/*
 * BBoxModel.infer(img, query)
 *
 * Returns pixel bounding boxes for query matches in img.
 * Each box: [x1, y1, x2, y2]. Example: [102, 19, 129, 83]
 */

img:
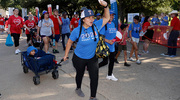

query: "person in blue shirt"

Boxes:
[128, 15, 142, 65]
[160, 13, 169, 26]
[98, 10, 118, 81]
[140, 13, 145, 25]
[61, 12, 71, 51]
[63, 1, 110, 100]
[94, 13, 101, 22]
[151, 13, 160, 25]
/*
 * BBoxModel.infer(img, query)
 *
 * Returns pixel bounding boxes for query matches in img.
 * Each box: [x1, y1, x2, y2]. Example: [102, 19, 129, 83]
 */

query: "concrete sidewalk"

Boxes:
[0, 34, 180, 100]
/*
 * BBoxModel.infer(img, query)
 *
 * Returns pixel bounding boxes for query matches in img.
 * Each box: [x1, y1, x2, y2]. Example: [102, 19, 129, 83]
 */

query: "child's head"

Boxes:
[27, 46, 38, 56]
[120, 24, 128, 31]
[133, 15, 140, 24]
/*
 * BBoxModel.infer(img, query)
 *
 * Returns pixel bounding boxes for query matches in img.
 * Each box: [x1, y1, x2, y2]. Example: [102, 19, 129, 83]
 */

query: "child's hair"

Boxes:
[120, 24, 128, 30]
[133, 15, 140, 22]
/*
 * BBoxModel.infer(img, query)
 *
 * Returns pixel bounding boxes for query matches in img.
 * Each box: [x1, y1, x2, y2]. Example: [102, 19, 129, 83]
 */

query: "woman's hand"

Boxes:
[53, 34, 55, 38]
[63, 56, 68, 61]
[98, 0, 107, 7]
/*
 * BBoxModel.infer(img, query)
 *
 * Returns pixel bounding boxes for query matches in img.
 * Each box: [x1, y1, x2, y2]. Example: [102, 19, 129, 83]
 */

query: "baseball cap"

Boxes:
[81, 7, 87, 11]
[96, 13, 101, 16]
[42, 10, 48, 15]
[81, 9, 94, 19]
[120, 24, 128, 30]
[74, 12, 78, 15]
[110, 10, 115, 15]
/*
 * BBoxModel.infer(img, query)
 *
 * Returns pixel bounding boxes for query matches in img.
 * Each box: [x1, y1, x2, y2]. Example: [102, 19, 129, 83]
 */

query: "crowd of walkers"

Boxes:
[0, 0, 180, 99]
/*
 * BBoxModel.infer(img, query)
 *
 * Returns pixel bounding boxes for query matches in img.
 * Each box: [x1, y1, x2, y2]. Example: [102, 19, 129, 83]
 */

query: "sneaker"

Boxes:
[142, 50, 146, 53]
[169, 55, 176, 57]
[52, 49, 59, 53]
[17, 49, 21, 53]
[15, 49, 19, 55]
[89, 98, 98, 100]
[0, 93, 1, 98]
[124, 62, 131, 67]
[128, 57, 135, 62]
[146, 51, 149, 54]
[75, 88, 85, 97]
[161, 53, 169, 56]
[106, 74, 118, 81]
[136, 59, 141, 65]
[114, 59, 119, 64]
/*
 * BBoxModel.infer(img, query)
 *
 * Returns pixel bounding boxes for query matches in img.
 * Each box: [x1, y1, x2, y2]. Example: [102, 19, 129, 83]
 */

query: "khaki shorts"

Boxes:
[118, 45, 127, 51]
[132, 37, 139, 43]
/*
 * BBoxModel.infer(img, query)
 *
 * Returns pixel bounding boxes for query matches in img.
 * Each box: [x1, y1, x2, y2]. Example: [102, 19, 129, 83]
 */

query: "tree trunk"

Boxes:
[118, 0, 124, 24]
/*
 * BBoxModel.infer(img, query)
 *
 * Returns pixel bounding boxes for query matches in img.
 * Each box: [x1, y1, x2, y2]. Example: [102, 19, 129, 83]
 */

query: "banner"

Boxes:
[22, 8, 27, 19]
[110, 0, 118, 30]
[47, 4, 52, 16]
[128, 13, 139, 23]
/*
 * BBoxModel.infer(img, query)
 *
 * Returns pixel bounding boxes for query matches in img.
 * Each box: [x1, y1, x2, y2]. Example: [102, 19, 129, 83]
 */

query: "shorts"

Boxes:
[41, 35, 52, 38]
[0, 25, 4, 29]
[52, 34, 60, 42]
[132, 37, 139, 44]
[118, 45, 127, 51]
[142, 29, 154, 40]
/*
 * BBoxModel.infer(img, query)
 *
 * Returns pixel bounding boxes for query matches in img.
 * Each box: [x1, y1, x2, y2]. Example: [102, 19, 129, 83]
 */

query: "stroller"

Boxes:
[21, 49, 60, 85]
[30, 29, 44, 50]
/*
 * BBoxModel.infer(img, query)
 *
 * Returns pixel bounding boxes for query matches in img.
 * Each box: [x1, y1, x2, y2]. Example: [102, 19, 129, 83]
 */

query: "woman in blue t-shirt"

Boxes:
[151, 13, 160, 25]
[128, 15, 142, 65]
[63, 1, 110, 100]
[99, 10, 118, 81]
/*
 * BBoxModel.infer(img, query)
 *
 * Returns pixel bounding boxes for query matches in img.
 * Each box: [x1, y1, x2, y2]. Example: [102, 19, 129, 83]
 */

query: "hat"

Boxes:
[169, 10, 179, 14]
[81, 9, 94, 19]
[96, 13, 101, 16]
[120, 24, 128, 30]
[62, 12, 67, 15]
[81, 7, 87, 11]
[74, 12, 78, 15]
[110, 10, 115, 15]
[42, 10, 48, 15]
[27, 46, 38, 56]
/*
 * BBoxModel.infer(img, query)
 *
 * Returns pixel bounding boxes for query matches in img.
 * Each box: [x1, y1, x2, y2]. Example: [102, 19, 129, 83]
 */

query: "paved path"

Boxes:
[0, 34, 180, 100]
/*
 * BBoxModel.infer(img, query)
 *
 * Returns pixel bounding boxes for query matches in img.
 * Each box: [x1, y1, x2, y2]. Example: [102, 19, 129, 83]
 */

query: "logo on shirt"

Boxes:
[13, 19, 21, 26]
[28, 23, 34, 28]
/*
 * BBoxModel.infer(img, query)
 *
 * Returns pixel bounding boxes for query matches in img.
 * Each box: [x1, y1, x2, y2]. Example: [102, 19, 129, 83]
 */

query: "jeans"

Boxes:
[168, 30, 179, 55]
[61, 33, 70, 50]
[72, 54, 99, 97]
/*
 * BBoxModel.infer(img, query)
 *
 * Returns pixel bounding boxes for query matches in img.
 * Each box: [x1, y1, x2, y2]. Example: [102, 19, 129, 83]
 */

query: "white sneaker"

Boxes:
[15, 49, 19, 55]
[106, 74, 118, 81]
[128, 57, 135, 62]
[17, 49, 21, 53]
[136, 59, 141, 65]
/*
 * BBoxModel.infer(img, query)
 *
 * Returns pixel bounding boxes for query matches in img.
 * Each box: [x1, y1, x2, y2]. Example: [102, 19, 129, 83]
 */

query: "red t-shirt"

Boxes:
[142, 22, 153, 31]
[50, 15, 62, 35]
[25, 20, 36, 34]
[0, 17, 5, 25]
[171, 17, 180, 31]
[119, 31, 127, 45]
[8, 15, 24, 34]
[71, 17, 79, 29]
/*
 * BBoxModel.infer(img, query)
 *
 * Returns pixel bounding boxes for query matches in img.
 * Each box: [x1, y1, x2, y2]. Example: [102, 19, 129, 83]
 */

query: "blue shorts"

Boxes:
[51, 34, 60, 42]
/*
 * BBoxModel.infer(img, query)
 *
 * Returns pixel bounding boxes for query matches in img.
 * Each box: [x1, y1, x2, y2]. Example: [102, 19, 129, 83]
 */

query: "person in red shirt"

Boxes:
[50, 9, 62, 53]
[162, 10, 180, 57]
[71, 12, 79, 30]
[24, 14, 36, 45]
[7, 8, 29, 55]
[0, 14, 5, 32]
[142, 16, 154, 53]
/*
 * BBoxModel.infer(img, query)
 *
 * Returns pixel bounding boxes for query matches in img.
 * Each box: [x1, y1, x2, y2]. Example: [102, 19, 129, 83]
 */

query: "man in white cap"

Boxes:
[162, 10, 180, 57]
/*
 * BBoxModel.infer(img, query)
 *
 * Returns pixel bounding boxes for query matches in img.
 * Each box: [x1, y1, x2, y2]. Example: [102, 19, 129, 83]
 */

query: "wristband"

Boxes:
[104, 5, 108, 8]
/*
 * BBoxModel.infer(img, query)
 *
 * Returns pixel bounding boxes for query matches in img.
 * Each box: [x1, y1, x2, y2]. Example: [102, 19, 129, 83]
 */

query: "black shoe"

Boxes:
[114, 59, 119, 64]
[52, 49, 58, 53]
[124, 62, 131, 67]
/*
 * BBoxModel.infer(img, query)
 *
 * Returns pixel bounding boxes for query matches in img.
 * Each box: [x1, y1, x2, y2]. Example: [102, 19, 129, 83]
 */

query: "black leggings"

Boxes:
[72, 54, 99, 97]
[26, 34, 31, 43]
[11, 33, 20, 47]
[99, 52, 115, 76]
[62, 33, 70, 50]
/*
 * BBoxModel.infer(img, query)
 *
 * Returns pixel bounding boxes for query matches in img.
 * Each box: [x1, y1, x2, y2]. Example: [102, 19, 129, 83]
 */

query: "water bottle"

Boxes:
[53, 39, 55, 46]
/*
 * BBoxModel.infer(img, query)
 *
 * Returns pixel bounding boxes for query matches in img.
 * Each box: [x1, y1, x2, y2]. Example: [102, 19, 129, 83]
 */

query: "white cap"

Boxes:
[169, 10, 179, 14]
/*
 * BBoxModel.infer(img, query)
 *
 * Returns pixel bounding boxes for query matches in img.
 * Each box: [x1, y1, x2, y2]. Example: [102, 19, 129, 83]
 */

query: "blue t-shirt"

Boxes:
[141, 17, 145, 24]
[101, 22, 116, 52]
[70, 19, 104, 59]
[160, 16, 168, 26]
[61, 18, 70, 34]
[128, 22, 142, 38]
[151, 17, 160, 25]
